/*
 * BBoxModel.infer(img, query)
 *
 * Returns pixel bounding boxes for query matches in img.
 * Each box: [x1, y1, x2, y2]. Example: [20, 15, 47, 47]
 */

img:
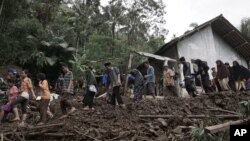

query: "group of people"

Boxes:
[0, 62, 133, 126]
[1, 57, 250, 126]
[0, 63, 75, 126]
[180, 57, 250, 97]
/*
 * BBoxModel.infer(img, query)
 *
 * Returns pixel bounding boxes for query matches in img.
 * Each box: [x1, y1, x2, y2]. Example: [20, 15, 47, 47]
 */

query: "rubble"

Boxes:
[0, 92, 250, 141]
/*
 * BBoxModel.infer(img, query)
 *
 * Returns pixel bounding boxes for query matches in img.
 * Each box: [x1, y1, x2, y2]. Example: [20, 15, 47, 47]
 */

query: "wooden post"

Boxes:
[123, 53, 133, 96]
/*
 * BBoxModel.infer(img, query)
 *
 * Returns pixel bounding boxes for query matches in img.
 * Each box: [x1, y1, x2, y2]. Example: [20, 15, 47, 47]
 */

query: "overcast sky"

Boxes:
[101, 0, 250, 41]
[165, 0, 250, 40]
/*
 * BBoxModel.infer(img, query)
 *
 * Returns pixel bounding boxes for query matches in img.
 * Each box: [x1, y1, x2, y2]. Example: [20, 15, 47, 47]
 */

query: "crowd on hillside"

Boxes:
[0, 57, 250, 126]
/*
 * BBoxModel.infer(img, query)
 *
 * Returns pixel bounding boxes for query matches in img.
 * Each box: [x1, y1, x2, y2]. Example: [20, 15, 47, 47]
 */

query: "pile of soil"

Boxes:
[1, 92, 250, 141]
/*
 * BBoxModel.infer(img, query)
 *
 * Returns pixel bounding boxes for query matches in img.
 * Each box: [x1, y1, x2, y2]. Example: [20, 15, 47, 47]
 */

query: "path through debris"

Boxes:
[1, 92, 250, 141]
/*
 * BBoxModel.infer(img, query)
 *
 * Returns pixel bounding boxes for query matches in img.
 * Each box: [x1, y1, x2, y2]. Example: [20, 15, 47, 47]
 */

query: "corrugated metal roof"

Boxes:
[155, 15, 250, 61]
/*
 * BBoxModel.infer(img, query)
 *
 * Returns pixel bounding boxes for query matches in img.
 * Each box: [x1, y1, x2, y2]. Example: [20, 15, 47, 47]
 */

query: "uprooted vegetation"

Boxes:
[1, 92, 250, 141]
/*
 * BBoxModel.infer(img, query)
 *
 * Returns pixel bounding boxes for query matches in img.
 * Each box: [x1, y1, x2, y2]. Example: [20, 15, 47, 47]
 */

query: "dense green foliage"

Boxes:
[0, 0, 167, 80]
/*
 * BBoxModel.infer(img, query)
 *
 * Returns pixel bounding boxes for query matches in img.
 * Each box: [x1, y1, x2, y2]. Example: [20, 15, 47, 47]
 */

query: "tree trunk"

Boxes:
[0, 0, 5, 17]
[111, 22, 116, 40]
[123, 53, 133, 96]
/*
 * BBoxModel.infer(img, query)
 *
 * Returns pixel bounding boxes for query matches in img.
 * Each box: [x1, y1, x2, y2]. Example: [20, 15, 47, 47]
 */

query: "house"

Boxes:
[155, 14, 250, 69]
[139, 15, 250, 96]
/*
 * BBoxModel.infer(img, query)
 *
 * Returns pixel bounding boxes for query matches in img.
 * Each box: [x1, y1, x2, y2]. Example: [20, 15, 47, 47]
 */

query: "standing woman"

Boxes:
[83, 66, 97, 111]
[10, 69, 36, 127]
[37, 73, 51, 125]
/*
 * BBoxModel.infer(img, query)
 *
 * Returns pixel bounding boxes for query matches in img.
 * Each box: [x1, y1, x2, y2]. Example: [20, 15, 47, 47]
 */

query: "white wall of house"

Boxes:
[177, 26, 248, 75]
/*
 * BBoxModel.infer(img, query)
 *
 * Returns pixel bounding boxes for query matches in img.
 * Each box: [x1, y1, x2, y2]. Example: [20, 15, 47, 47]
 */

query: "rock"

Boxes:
[173, 126, 182, 134]
[156, 134, 167, 141]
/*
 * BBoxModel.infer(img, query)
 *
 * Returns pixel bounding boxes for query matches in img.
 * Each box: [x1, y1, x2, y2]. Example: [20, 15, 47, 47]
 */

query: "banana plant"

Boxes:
[24, 27, 75, 68]
[68, 54, 88, 80]
[239, 100, 250, 117]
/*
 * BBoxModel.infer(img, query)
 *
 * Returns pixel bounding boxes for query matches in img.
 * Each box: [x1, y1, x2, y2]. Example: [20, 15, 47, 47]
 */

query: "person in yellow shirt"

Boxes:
[37, 73, 51, 125]
[163, 65, 177, 96]
[10, 69, 36, 127]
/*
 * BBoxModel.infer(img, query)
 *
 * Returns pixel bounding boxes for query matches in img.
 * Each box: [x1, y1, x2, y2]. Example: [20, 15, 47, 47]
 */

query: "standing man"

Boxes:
[144, 61, 156, 98]
[83, 66, 97, 111]
[104, 62, 125, 108]
[59, 63, 76, 119]
[179, 57, 196, 97]
[195, 59, 214, 93]
[216, 60, 230, 91]
[211, 67, 222, 92]
[163, 65, 177, 96]
[225, 62, 236, 91]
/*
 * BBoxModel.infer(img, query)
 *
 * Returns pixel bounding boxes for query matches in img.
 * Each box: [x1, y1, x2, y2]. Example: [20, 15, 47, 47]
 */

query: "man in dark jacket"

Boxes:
[216, 60, 230, 91]
[195, 59, 214, 93]
[179, 57, 196, 97]
[225, 62, 236, 91]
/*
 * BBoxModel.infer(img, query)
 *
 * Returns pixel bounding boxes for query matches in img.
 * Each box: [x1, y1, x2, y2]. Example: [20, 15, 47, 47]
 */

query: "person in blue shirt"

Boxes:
[143, 61, 156, 98]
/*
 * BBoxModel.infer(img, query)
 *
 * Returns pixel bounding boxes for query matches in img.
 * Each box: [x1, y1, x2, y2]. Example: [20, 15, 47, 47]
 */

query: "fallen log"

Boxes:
[28, 123, 64, 130]
[138, 114, 241, 119]
[207, 106, 239, 115]
[205, 119, 249, 134]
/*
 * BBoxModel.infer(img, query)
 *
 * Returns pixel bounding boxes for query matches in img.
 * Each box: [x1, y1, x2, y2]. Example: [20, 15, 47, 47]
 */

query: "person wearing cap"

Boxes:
[7, 68, 21, 88]
[163, 65, 177, 96]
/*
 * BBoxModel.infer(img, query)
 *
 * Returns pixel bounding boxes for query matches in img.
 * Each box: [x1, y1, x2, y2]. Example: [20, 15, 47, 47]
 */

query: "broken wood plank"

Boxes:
[97, 92, 107, 99]
[28, 123, 64, 130]
[205, 119, 249, 134]
[139, 114, 241, 119]
[178, 126, 196, 129]
[44, 133, 74, 137]
[207, 106, 239, 115]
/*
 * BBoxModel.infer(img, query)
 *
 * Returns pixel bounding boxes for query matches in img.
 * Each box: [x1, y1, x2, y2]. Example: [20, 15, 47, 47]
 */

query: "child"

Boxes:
[0, 79, 20, 123]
